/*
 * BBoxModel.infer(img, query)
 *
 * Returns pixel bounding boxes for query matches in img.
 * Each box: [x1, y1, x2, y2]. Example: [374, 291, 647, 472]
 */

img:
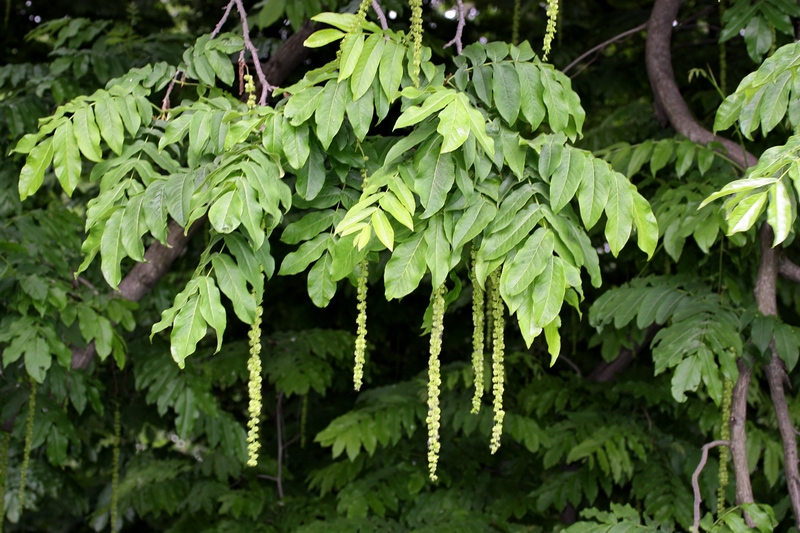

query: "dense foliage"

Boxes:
[3, 0, 800, 531]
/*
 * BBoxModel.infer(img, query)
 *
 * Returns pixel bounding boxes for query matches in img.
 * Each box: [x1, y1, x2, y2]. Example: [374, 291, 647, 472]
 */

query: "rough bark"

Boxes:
[780, 256, 800, 284]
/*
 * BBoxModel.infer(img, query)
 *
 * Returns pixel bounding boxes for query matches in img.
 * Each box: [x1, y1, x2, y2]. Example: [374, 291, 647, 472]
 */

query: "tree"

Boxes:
[1, 0, 800, 531]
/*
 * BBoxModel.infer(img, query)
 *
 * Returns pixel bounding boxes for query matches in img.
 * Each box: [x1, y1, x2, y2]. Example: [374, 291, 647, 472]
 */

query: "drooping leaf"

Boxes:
[384, 232, 428, 300]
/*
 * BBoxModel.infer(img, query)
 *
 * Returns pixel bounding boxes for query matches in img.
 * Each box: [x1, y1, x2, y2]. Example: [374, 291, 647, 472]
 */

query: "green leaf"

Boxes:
[671, 355, 702, 402]
[492, 62, 521, 125]
[379, 39, 405, 99]
[385, 232, 428, 299]
[209, 190, 243, 234]
[451, 196, 497, 249]
[170, 294, 207, 368]
[774, 322, 799, 371]
[346, 92, 374, 141]
[550, 148, 584, 214]
[308, 252, 336, 307]
[121, 193, 146, 262]
[767, 179, 794, 245]
[25, 336, 51, 383]
[379, 192, 414, 231]
[728, 190, 768, 234]
[577, 158, 610, 229]
[52, 121, 81, 196]
[351, 32, 384, 100]
[100, 207, 125, 289]
[533, 256, 566, 328]
[279, 233, 331, 276]
[541, 68, 569, 132]
[213, 253, 257, 324]
[237, 182, 265, 249]
[281, 209, 340, 245]
[143, 180, 169, 243]
[304, 28, 346, 48]
[517, 63, 546, 129]
[206, 49, 234, 85]
[315, 80, 349, 150]
[415, 139, 455, 218]
[285, 86, 323, 127]
[424, 215, 452, 288]
[500, 128, 526, 179]
[283, 122, 311, 170]
[544, 317, 561, 365]
[604, 173, 633, 256]
[72, 105, 103, 162]
[761, 70, 791, 133]
[674, 140, 695, 178]
[479, 203, 544, 261]
[197, 276, 226, 353]
[19, 136, 54, 201]
[437, 97, 471, 153]
[500, 228, 554, 297]
[371, 209, 395, 251]
[630, 190, 658, 259]
[700, 177, 777, 207]
[338, 32, 364, 82]
[395, 89, 456, 130]
[94, 97, 124, 155]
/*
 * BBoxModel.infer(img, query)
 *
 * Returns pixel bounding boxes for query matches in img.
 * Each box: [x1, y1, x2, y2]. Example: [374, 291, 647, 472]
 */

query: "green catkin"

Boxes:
[489, 270, 505, 454]
[542, 0, 559, 61]
[244, 73, 256, 109]
[0, 432, 10, 533]
[354, 260, 369, 390]
[18, 381, 36, 510]
[426, 283, 446, 481]
[717, 378, 733, 513]
[512, 0, 521, 46]
[409, 0, 423, 86]
[469, 251, 485, 414]
[111, 404, 121, 533]
[246, 299, 264, 467]
[300, 394, 308, 448]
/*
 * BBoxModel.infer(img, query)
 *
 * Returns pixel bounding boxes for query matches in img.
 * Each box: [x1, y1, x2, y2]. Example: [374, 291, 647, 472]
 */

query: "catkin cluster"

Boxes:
[717, 377, 733, 512]
[409, 0, 424, 86]
[512, 0, 521, 46]
[542, 0, 559, 61]
[18, 380, 36, 508]
[354, 260, 369, 390]
[470, 251, 485, 414]
[246, 302, 264, 467]
[243, 73, 256, 109]
[426, 283, 446, 481]
[111, 404, 121, 533]
[489, 270, 505, 454]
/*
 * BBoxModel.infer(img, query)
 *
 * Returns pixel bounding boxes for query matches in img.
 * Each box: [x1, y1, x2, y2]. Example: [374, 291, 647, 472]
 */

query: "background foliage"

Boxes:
[2, 0, 800, 531]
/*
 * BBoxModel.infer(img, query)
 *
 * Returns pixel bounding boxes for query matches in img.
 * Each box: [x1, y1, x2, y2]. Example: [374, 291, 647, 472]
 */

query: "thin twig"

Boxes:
[233, 0, 273, 105]
[372, 0, 388, 31]
[558, 355, 582, 377]
[211, 0, 236, 39]
[275, 391, 285, 500]
[780, 256, 800, 284]
[692, 440, 730, 532]
[563, 22, 647, 75]
[444, 0, 465, 54]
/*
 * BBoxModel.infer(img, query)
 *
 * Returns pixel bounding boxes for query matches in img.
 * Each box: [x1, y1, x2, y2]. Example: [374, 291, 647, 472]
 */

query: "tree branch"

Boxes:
[780, 256, 800, 284]
[372, 0, 388, 31]
[563, 22, 648, 76]
[443, 0, 465, 54]
[692, 440, 730, 532]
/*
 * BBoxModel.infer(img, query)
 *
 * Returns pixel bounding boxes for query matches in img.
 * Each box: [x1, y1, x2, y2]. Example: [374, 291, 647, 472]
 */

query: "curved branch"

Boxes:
[780, 256, 800, 284]
[563, 22, 647, 75]
[645, 0, 756, 170]
[693, 440, 730, 532]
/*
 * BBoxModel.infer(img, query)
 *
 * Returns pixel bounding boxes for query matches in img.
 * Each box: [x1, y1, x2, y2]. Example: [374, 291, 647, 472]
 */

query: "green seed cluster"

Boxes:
[409, 0, 423, 86]
[354, 260, 369, 390]
[512, 0, 521, 46]
[470, 251, 485, 414]
[111, 404, 121, 533]
[426, 283, 446, 481]
[542, 0, 559, 61]
[246, 303, 264, 467]
[0, 432, 10, 533]
[717, 378, 733, 512]
[18, 380, 36, 509]
[489, 270, 505, 454]
[355, 0, 372, 25]
[244, 73, 256, 109]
